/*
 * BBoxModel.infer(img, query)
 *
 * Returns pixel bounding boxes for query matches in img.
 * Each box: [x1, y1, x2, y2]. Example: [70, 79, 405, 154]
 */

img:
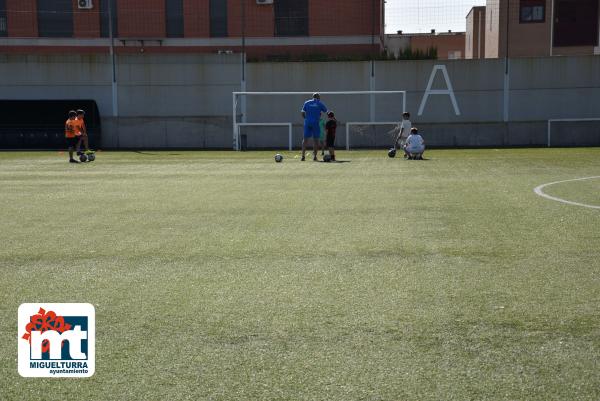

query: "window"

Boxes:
[100, 0, 118, 38]
[37, 0, 73, 37]
[554, 0, 599, 47]
[275, 0, 308, 37]
[0, 0, 6, 37]
[520, 0, 545, 23]
[210, 0, 227, 37]
[166, 0, 184, 38]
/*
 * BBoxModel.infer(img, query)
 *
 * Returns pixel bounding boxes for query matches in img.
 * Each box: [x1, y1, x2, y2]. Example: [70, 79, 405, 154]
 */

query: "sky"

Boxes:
[385, 0, 487, 34]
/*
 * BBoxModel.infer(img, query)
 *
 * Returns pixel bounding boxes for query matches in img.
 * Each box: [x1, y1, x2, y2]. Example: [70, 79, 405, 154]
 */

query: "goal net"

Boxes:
[232, 91, 407, 150]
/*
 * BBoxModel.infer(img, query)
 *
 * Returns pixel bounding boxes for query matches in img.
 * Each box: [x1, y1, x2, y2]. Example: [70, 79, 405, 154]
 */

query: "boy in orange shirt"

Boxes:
[65, 110, 83, 163]
[75, 109, 90, 154]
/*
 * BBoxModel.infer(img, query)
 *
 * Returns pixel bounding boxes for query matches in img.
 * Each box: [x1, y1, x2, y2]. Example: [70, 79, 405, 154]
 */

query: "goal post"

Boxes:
[232, 91, 407, 150]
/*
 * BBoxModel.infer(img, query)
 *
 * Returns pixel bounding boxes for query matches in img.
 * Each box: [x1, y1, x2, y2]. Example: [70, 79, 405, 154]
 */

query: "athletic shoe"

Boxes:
[69, 159, 79, 163]
[301, 156, 305, 161]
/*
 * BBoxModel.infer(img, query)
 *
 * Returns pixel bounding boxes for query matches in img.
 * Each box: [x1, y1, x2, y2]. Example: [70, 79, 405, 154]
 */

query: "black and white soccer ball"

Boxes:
[323, 154, 332, 163]
[274, 153, 283, 163]
[79, 153, 88, 162]
[387, 148, 397, 158]
[87, 153, 95, 162]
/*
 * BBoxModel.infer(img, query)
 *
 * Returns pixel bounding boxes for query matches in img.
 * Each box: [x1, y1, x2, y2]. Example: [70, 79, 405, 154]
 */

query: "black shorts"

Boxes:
[66, 137, 79, 148]
[326, 132, 336, 148]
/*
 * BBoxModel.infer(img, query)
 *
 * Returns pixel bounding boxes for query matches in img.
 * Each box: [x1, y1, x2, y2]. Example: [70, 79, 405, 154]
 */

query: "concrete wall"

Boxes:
[0, 53, 113, 111]
[1, 53, 600, 148]
[0, 53, 241, 148]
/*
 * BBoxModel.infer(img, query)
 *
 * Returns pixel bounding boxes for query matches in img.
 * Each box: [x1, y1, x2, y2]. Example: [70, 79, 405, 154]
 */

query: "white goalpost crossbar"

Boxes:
[547, 118, 600, 147]
[345, 122, 401, 151]
[232, 91, 407, 150]
[237, 123, 293, 151]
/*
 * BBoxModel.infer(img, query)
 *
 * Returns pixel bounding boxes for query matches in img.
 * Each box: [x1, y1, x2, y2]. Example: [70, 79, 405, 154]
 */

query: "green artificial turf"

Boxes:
[0, 149, 599, 400]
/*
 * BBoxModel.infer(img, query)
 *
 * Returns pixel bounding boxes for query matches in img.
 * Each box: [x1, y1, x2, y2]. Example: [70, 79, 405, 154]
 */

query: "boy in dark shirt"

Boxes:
[325, 111, 338, 162]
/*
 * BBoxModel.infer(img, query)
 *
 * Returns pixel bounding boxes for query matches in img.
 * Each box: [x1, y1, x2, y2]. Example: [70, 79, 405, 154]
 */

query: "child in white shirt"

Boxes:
[405, 127, 425, 160]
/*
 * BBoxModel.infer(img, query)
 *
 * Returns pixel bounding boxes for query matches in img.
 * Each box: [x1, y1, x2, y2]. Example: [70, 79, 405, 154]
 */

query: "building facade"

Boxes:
[385, 30, 466, 60]
[0, 0, 384, 58]
[472, 0, 600, 58]
[465, 6, 486, 59]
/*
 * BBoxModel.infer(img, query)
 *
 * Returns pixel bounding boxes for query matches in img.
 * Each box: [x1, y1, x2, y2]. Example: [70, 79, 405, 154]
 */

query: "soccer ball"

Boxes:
[388, 148, 397, 158]
[79, 154, 88, 162]
[87, 153, 95, 162]
[323, 154, 332, 163]
[274, 153, 283, 163]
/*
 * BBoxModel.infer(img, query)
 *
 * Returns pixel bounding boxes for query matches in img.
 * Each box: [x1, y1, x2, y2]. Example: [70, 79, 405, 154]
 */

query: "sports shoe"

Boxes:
[69, 159, 79, 163]
[301, 156, 305, 161]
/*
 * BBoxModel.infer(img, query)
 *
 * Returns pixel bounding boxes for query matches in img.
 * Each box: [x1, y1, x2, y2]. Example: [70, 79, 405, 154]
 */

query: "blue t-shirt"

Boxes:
[302, 99, 327, 124]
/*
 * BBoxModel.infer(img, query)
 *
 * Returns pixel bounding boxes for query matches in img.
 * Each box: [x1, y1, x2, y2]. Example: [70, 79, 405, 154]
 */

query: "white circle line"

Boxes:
[533, 176, 600, 210]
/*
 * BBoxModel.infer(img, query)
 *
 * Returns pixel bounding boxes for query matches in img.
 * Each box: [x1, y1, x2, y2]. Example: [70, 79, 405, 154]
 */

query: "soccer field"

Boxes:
[1, 149, 599, 400]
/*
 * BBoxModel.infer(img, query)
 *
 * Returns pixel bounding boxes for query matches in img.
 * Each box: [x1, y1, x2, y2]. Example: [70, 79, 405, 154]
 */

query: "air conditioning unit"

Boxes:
[78, 0, 93, 9]
[256, 0, 274, 4]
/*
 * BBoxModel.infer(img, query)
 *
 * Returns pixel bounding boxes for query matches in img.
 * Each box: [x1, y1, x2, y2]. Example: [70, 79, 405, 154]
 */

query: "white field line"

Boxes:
[533, 176, 600, 210]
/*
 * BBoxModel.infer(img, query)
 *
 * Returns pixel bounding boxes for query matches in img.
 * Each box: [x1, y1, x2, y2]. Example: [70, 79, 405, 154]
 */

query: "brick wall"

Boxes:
[410, 33, 466, 60]
[118, 0, 165, 37]
[228, 1, 274, 37]
[309, 0, 380, 36]
[72, 0, 100, 38]
[183, 0, 209, 37]
[6, 0, 37, 37]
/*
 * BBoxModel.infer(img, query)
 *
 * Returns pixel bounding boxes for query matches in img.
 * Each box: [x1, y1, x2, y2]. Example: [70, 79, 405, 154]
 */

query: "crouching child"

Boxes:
[404, 127, 425, 160]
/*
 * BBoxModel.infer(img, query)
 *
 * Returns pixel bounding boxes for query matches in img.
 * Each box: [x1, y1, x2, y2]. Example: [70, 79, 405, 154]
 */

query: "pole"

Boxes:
[233, 93, 238, 150]
[370, 0, 376, 122]
[108, 0, 118, 118]
[503, 0, 510, 122]
[550, 0, 554, 56]
[504, 0, 510, 68]
[241, 0, 247, 124]
[478, 9, 482, 58]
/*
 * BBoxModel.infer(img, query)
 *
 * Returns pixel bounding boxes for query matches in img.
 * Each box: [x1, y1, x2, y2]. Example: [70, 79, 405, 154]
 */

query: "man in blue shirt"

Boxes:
[301, 93, 328, 161]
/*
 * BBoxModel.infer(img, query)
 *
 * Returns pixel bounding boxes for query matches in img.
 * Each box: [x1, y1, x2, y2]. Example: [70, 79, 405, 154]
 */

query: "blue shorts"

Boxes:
[303, 121, 320, 139]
